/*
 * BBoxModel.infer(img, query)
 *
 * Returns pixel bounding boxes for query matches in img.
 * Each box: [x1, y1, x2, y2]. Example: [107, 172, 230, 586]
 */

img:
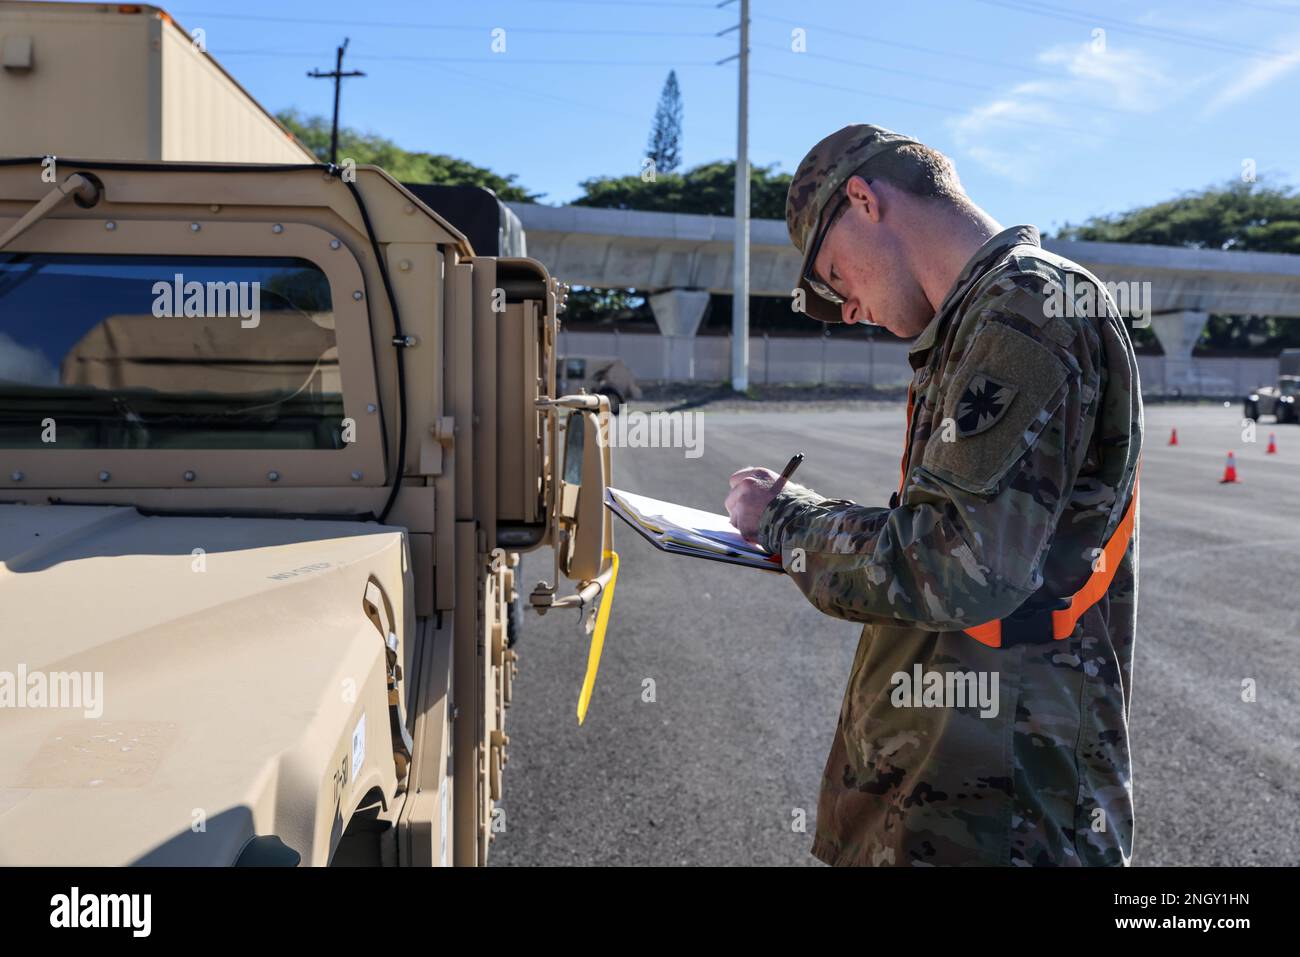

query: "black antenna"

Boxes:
[308, 38, 366, 165]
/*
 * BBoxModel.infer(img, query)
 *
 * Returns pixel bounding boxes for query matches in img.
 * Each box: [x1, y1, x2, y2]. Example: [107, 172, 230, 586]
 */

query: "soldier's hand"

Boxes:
[725, 466, 784, 543]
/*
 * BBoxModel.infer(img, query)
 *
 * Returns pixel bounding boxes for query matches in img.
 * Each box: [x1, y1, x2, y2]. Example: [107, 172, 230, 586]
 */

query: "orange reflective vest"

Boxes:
[899, 383, 1139, 648]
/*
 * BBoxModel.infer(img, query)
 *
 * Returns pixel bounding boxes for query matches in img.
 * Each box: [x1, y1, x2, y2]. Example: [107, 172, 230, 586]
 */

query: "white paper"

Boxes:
[607, 487, 768, 556]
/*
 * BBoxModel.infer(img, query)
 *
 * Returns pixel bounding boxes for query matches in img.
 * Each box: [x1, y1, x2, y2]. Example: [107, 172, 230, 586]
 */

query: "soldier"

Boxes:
[724, 124, 1143, 866]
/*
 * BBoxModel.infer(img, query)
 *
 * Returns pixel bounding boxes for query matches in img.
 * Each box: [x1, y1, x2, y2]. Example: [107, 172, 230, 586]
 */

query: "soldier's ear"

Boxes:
[845, 175, 882, 223]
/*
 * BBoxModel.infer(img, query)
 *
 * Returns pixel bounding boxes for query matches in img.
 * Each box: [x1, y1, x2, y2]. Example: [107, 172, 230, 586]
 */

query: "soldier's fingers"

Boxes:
[729, 466, 775, 486]
[728, 467, 758, 487]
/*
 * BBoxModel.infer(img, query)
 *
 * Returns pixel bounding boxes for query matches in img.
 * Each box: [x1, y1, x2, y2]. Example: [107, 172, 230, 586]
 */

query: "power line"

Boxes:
[169, 10, 714, 37]
[521, 0, 720, 7]
[749, 41, 1132, 117]
[425, 62, 648, 123]
[750, 68, 1165, 145]
[1215, 0, 1300, 16]
[971, 0, 1300, 60]
[215, 50, 715, 67]
[751, 13, 1064, 79]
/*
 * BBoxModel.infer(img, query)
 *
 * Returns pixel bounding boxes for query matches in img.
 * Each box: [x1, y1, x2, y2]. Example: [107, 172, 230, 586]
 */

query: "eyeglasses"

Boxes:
[802, 193, 851, 306]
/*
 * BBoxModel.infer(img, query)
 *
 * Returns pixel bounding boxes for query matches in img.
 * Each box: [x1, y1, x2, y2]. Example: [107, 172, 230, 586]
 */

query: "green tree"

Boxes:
[276, 109, 542, 202]
[646, 70, 683, 174]
[574, 160, 792, 218]
[1056, 180, 1300, 253]
[1057, 180, 1300, 354]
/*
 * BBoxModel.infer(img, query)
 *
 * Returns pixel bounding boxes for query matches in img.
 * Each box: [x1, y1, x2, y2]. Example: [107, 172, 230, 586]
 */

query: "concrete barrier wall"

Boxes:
[558, 330, 1278, 396]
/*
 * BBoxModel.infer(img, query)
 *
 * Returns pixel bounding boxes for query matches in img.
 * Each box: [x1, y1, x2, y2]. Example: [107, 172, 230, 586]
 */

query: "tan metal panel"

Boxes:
[0, 4, 154, 159]
[0, 3, 313, 163]
[159, 21, 313, 163]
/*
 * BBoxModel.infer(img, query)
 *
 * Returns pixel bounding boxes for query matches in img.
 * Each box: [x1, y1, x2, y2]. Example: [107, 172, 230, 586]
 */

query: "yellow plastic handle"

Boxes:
[576, 550, 619, 725]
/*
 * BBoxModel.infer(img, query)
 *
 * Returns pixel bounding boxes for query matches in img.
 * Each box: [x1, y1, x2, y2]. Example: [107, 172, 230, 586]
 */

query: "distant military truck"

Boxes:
[0, 159, 616, 866]
[559, 355, 642, 414]
[1245, 374, 1300, 423]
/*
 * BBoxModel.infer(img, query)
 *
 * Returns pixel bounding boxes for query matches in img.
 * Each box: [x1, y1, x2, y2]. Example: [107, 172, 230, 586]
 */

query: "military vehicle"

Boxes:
[1244, 375, 1300, 423]
[0, 158, 618, 866]
[559, 355, 643, 415]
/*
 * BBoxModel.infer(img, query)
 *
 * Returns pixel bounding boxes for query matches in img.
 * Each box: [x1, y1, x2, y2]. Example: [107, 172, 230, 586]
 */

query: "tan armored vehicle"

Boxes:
[0, 159, 617, 866]
[559, 356, 642, 415]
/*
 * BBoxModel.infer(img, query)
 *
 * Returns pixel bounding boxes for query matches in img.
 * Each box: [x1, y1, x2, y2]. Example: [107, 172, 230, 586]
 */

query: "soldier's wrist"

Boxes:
[758, 483, 822, 554]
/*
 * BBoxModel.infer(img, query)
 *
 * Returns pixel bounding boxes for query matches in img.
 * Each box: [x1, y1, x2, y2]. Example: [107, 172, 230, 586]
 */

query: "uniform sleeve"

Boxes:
[757, 302, 1090, 631]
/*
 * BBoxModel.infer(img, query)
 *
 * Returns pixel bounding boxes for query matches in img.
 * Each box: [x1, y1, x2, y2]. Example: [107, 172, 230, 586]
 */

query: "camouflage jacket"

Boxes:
[758, 225, 1143, 866]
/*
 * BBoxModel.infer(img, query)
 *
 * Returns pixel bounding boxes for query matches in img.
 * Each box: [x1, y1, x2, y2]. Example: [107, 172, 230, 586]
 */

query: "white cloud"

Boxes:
[1033, 42, 1172, 112]
[948, 41, 1174, 180]
[1202, 35, 1300, 116]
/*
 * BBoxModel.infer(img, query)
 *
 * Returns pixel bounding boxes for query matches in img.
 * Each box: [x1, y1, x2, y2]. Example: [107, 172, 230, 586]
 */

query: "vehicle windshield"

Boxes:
[0, 253, 347, 449]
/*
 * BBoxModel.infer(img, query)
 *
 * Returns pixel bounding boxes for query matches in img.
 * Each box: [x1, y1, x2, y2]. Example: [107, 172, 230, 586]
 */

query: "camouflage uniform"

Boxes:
[760, 125, 1144, 866]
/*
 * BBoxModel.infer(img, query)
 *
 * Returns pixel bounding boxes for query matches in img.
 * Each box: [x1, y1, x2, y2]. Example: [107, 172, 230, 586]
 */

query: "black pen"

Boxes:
[773, 452, 804, 494]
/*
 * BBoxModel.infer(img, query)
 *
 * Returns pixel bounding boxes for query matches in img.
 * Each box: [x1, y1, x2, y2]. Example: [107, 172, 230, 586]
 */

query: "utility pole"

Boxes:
[308, 38, 366, 165]
[717, 0, 749, 392]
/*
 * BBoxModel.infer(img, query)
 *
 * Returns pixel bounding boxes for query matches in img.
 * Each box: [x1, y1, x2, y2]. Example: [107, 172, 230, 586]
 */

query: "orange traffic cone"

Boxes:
[1168, 428, 1179, 446]
[1220, 451, 1239, 483]
[1267, 433, 1277, 454]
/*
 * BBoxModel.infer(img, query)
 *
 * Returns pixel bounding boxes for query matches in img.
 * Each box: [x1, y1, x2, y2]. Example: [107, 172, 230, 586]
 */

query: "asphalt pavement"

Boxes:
[490, 401, 1300, 866]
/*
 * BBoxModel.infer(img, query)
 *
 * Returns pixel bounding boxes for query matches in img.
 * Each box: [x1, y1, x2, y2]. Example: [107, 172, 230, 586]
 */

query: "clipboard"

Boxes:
[604, 487, 785, 574]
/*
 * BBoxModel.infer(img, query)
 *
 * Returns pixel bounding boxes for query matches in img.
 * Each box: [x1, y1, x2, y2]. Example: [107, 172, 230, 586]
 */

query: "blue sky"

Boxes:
[166, 0, 1300, 234]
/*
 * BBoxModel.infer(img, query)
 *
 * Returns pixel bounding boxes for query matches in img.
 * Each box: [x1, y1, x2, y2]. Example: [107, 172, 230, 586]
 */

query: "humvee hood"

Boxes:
[0, 504, 407, 866]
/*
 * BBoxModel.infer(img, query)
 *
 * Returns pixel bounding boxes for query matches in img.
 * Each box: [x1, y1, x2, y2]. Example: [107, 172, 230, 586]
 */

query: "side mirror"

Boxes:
[557, 406, 611, 582]
[532, 396, 620, 725]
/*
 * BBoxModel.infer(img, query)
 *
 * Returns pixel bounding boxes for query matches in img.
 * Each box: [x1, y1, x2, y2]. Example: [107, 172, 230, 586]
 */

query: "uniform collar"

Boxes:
[907, 224, 1041, 358]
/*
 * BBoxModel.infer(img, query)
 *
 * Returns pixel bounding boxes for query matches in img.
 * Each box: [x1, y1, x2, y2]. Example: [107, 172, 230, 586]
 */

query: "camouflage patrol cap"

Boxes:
[787, 124, 920, 323]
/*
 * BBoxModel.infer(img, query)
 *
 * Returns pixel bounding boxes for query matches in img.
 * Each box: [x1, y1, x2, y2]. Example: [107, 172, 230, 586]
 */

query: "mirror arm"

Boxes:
[537, 394, 601, 411]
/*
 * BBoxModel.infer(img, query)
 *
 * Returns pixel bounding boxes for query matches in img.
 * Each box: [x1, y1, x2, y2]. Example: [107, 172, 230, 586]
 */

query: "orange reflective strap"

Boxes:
[963, 474, 1139, 648]
[963, 620, 1003, 648]
[1048, 476, 1139, 640]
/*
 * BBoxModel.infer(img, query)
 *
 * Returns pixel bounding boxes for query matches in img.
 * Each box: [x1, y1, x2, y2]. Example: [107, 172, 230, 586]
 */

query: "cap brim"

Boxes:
[793, 205, 846, 324]
[796, 277, 845, 323]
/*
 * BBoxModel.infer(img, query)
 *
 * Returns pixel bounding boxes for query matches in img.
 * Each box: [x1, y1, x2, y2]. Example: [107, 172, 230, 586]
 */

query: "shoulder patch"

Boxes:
[955, 373, 1018, 437]
[922, 319, 1072, 495]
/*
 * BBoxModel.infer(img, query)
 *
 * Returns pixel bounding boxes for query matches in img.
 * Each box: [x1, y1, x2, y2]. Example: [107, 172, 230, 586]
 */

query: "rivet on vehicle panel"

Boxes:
[189, 223, 201, 232]
[351, 471, 363, 481]
[104, 221, 116, 231]
[352, 290, 363, 301]
[210, 204, 221, 213]
[183, 470, 196, 482]
[267, 470, 280, 482]
[329, 239, 341, 250]
[10, 471, 23, 482]
[403, 204, 415, 215]
[366, 403, 377, 414]
[98, 471, 110, 482]
[272, 223, 284, 234]
[398, 259, 411, 272]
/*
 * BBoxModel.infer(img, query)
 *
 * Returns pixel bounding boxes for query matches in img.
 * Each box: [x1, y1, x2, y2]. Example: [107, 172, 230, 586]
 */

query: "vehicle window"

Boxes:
[1280, 379, 1299, 396]
[564, 358, 586, 380]
[0, 253, 347, 450]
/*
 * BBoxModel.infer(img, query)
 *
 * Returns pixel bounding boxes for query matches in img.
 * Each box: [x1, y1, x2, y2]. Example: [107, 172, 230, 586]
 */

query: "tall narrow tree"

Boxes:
[646, 70, 683, 174]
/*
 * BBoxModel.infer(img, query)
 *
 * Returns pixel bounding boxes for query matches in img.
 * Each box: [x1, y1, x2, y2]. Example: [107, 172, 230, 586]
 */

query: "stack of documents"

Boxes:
[604, 487, 785, 573]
